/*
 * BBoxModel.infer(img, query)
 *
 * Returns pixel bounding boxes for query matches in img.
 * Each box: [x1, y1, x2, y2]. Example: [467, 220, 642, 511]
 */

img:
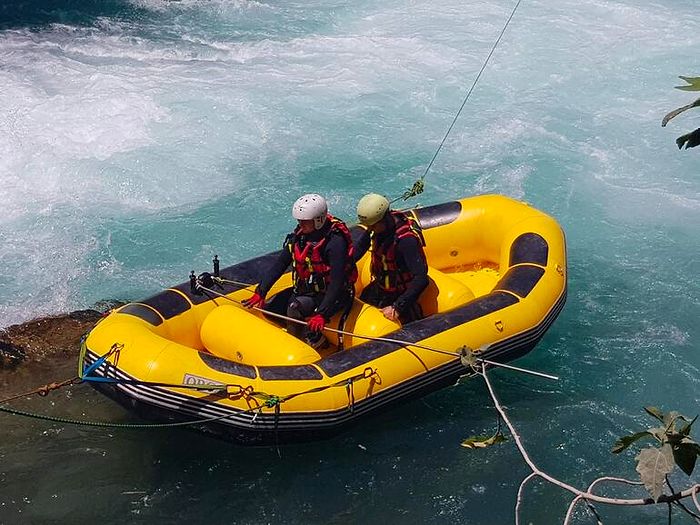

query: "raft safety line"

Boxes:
[0, 403, 245, 429]
[0, 364, 376, 431]
[198, 280, 558, 381]
[396, 0, 525, 203]
[0, 377, 80, 404]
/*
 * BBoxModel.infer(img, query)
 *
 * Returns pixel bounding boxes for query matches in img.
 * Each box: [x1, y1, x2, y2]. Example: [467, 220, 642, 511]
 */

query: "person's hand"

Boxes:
[242, 292, 265, 309]
[307, 314, 326, 332]
[381, 305, 399, 322]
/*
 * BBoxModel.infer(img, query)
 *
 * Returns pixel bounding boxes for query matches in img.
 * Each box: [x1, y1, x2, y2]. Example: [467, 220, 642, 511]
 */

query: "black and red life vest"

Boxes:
[288, 214, 357, 294]
[370, 211, 426, 293]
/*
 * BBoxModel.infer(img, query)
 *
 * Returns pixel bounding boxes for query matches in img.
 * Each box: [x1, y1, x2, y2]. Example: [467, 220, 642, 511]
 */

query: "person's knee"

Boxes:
[287, 295, 317, 319]
[286, 299, 303, 319]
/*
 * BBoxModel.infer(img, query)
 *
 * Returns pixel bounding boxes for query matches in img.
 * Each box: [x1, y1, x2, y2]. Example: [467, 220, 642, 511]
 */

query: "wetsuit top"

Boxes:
[354, 213, 429, 315]
[257, 219, 352, 320]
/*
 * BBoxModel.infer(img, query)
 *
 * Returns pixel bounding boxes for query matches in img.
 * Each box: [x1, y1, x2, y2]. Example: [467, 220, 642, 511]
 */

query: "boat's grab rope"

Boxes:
[199, 278, 557, 380]
[1, 352, 377, 430]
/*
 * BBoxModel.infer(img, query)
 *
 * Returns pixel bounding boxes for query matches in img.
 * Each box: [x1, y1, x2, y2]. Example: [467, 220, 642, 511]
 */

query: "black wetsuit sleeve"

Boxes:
[316, 234, 349, 319]
[353, 229, 371, 263]
[257, 247, 292, 297]
[393, 236, 429, 314]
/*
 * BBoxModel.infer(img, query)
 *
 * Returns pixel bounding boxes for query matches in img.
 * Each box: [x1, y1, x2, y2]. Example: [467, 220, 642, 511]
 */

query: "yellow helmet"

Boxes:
[357, 193, 390, 226]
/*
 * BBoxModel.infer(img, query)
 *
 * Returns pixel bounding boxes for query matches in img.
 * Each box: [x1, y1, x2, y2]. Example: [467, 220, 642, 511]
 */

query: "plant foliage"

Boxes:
[461, 430, 507, 449]
[613, 406, 700, 501]
[662, 76, 700, 149]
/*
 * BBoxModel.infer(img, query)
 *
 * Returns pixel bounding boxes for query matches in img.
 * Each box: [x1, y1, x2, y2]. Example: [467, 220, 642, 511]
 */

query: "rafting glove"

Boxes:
[242, 291, 265, 309]
[307, 314, 326, 332]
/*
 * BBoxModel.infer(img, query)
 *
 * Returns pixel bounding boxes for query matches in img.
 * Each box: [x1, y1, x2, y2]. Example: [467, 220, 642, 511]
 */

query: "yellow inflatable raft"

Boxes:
[80, 194, 567, 444]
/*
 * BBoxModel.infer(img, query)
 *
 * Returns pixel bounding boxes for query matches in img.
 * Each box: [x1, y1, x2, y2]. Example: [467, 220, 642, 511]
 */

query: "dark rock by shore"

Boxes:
[0, 305, 124, 371]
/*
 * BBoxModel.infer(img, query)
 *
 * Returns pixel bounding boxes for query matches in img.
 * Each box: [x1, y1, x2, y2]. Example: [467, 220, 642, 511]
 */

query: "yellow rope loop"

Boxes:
[392, 180, 425, 204]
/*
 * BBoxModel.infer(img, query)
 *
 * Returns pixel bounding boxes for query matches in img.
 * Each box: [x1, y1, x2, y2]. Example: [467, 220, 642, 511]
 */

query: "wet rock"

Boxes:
[0, 341, 26, 370]
[0, 305, 123, 369]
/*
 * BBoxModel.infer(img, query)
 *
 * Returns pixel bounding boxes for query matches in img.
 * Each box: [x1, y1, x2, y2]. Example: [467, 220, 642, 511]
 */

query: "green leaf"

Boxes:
[644, 406, 665, 423]
[648, 425, 668, 443]
[672, 442, 699, 476]
[636, 444, 675, 502]
[663, 410, 684, 429]
[461, 432, 507, 449]
[679, 415, 698, 437]
[612, 431, 652, 454]
[675, 76, 700, 91]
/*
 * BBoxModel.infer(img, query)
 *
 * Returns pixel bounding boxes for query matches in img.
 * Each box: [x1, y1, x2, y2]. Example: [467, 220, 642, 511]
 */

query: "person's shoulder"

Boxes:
[397, 234, 421, 249]
[328, 229, 349, 244]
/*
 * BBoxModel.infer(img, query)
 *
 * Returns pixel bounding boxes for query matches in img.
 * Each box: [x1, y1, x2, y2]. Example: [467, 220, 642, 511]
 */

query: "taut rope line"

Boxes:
[395, 0, 525, 203]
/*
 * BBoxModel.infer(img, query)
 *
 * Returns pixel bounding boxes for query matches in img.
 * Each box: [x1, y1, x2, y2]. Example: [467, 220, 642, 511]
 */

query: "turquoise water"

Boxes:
[1, 0, 699, 523]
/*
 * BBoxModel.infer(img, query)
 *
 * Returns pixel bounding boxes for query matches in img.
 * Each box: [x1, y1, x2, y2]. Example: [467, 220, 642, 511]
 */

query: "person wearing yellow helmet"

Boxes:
[355, 193, 428, 323]
[243, 194, 357, 349]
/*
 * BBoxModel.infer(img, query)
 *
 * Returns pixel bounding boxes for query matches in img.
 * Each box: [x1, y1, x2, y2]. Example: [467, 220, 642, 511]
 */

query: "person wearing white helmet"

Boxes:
[354, 193, 428, 323]
[243, 193, 357, 349]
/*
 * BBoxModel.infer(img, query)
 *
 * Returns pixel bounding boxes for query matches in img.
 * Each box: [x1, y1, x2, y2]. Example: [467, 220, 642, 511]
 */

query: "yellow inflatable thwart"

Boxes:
[81, 194, 567, 444]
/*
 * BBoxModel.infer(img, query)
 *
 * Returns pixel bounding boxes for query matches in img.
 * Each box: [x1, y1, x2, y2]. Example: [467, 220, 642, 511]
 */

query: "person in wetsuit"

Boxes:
[243, 193, 357, 349]
[354, 193, 428, 324]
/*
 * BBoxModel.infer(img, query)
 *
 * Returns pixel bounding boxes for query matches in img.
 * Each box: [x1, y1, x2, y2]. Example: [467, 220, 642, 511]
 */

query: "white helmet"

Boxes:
[292, 193, 328, 230]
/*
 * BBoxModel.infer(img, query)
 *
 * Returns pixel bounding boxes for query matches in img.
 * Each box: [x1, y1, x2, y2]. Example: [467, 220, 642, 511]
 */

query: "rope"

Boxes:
[394, 0, 525, 203]
[200, 280, 557, 380]
[0, 377, 80, 404]
[255, 367, 376, 405]
[0, 403, 247, 428]
[0, 367, 376, 430]
[206, 280, 458, 355]
[79, 375, 233, 392]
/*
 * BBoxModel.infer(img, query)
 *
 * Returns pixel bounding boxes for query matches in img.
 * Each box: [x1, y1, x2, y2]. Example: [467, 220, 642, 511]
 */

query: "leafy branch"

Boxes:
[462, 356, 700, 524]
[661, 76, 700, 150]
[613, 407, 700, 503]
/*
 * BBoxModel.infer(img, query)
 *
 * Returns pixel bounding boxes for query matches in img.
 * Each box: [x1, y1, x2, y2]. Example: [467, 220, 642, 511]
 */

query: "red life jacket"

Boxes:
[370, 211, 426, 293]
[288, 214, 358, 294]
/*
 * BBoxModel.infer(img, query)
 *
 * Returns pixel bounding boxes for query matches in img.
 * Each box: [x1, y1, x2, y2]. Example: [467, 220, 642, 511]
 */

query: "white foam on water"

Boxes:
[129, 0, 273, 12]
[0, 0, 698, 328]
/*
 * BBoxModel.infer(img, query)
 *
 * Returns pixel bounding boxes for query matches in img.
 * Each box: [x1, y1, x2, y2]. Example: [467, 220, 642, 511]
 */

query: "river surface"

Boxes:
[1, 0, 699, 523]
